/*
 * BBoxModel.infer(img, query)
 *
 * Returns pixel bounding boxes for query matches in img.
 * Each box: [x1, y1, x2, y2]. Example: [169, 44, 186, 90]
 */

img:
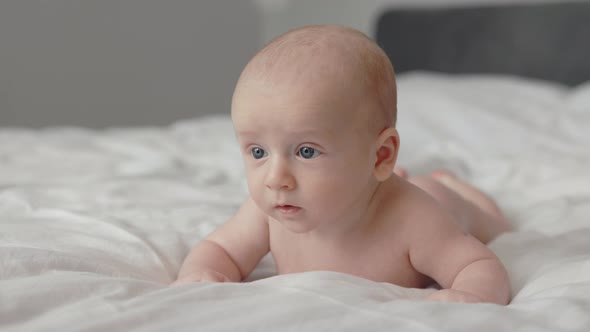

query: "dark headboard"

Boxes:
[375, 2, 590, 86]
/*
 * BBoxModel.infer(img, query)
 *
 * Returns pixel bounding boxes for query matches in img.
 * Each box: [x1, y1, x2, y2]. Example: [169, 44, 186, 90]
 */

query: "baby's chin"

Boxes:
[270, 214, 320, 234]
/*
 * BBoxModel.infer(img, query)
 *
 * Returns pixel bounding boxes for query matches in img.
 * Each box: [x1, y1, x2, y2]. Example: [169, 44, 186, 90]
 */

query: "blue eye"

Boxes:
[297, 146, 320, 159]
[251, 147, 267, 159]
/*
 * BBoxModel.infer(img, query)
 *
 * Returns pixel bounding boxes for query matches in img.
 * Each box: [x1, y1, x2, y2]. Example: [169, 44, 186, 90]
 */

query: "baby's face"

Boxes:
[232, 79, 379, 233]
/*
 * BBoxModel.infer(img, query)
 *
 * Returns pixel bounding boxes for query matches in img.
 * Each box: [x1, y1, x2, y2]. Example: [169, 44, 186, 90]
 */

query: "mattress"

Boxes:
[1, 72, 589, 331]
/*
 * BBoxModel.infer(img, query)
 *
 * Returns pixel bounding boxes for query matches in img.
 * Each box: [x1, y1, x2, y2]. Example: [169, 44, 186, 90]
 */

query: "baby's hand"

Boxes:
[171, 270, 232, 286]
[426, 289, 485, 303]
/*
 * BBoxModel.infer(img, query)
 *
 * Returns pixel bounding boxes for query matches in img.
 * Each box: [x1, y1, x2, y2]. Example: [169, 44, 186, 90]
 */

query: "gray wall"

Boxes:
[0, 0, 260, 128]
[1, 0, 580, 128]
[258, 0, 583, 44]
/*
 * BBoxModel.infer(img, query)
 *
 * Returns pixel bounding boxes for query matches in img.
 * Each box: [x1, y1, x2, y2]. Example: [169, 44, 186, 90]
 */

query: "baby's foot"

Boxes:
[431, 170, 511, 232]
[393, 166, 409, 179]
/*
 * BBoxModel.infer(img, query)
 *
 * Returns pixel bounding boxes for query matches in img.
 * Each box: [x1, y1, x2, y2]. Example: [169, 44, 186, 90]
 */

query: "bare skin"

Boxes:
[174, 25, 511, 305]
[394, 167, 511, 244]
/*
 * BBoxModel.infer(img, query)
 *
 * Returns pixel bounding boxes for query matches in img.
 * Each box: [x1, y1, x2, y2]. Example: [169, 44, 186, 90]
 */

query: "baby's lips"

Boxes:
[275, 205, 301, 213]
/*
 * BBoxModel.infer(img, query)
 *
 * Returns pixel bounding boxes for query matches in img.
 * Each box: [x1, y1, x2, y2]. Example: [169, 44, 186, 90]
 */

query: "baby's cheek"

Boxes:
[309, 178, 350, 203]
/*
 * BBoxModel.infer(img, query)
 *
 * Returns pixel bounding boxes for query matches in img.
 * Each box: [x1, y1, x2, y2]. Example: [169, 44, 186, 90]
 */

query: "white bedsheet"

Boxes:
[1, 72, 589, 331]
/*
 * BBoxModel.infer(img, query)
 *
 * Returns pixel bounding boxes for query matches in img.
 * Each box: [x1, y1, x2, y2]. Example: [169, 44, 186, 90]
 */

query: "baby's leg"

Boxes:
[407, 171, 511, 244]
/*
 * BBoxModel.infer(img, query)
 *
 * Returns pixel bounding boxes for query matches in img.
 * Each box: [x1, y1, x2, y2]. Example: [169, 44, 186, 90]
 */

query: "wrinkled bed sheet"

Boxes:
[1, 73, 589, 331]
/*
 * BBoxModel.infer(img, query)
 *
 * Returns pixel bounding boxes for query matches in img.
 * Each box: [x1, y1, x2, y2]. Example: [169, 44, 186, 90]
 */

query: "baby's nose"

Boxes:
[265, 160, 295, 191]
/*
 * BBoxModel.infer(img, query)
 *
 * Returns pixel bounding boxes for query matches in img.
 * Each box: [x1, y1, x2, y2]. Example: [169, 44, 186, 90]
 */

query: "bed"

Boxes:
[2, 3, 590, 332]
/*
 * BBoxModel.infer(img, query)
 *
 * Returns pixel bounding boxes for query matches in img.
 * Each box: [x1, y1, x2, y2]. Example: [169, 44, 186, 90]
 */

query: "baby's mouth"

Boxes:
[275, 204, 301, 215]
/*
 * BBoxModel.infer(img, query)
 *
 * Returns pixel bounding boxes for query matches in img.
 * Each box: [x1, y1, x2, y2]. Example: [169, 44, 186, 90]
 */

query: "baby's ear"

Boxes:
[373, 127, 399, 181]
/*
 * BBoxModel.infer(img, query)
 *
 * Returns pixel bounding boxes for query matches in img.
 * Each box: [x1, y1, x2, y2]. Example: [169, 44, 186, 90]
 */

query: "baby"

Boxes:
[175, 25, 511, 304]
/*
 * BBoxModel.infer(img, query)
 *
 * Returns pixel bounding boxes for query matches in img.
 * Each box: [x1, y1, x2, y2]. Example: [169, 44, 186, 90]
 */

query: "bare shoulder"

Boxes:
[210, 196, 268, 235]
[377, 177, 449, 234]
[390, 180, 499, 288]
[375, 177, 476, 260]
[232, 196, 270, 227]
[206, 196, 270, 261]
[391, 179, 470, 247]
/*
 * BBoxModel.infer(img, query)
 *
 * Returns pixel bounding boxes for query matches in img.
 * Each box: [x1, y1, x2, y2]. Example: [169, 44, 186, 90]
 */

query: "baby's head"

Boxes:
[231, 25, 399, 233]
[233, 25, 397, 134]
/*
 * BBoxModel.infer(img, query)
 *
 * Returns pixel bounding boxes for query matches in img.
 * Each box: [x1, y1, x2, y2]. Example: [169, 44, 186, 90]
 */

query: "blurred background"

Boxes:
[0, 0, 583, 128]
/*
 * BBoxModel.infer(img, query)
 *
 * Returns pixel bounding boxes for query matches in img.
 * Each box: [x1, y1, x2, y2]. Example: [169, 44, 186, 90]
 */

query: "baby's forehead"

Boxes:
[233, 91, 373, 143]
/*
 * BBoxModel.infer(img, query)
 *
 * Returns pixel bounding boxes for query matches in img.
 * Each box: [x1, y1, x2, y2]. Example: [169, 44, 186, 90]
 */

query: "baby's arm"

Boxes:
[174, 196, 269, 284]
[408, 207, 510, 304]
